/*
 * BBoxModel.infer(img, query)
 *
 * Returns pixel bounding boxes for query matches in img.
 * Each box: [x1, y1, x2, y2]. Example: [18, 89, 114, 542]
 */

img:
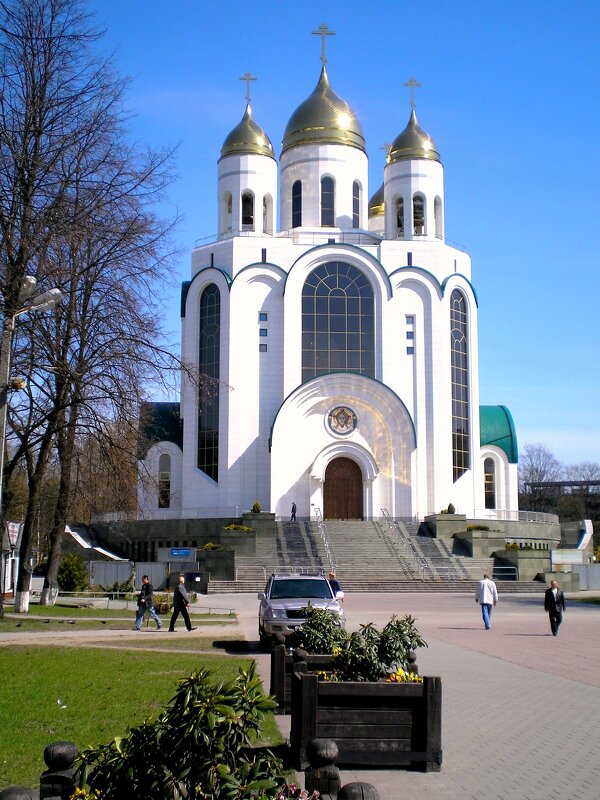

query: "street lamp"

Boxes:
[0, 276, 62, 618]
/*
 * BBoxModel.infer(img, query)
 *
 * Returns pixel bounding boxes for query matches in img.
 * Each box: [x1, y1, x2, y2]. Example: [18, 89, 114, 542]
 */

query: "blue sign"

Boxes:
[170, 548, 192, 558]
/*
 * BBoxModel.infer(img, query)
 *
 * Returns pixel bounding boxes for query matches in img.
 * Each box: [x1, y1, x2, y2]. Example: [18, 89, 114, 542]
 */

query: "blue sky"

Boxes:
[88, 0, 600, 466]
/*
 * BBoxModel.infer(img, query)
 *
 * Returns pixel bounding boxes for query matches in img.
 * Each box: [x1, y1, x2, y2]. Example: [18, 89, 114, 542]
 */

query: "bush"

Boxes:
[251, 501, 262, 513]
[57, 553, 89, 592]
[467, 524, 489, 531]
[79, 663, 286, 800]
[447, 503, 456, 514]
[223, 524, 253, 531]
[201, 542, 223, 550]
[288, 605, 346, 654]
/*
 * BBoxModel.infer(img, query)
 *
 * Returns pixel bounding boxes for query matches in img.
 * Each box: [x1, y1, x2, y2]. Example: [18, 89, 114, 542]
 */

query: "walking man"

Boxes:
[475, 573, 498, 630]
[135, 575, 162, 630]
[544, 578, 566, 636]
[168, 574, 197, 632]
[290, 502, 297, 522]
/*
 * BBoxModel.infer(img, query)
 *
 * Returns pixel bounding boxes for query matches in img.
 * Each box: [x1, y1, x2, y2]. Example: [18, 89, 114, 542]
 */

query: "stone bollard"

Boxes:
[0, 788, 37, 800]
[407, 649, 419, 675]
[39, 741, 78, 800]
[304, 738, 341, 798]
[338, 783, 380, 800]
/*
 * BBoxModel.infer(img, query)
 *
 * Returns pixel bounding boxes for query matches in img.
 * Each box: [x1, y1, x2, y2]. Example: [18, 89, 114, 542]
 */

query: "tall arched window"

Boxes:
[302, 262, 374, 383]
[292, 180, 302, 228]
[263, 194, 273, 235]
[450, 289, 469, 481]
[434, 196, 442, 238]
[158, 453, 171, 509]
[352, 181, 360, 228]
[198, 284, 220, 481]
[321, 176, 335, 227]
[222, 192, 232, 234]
[241, 192, 254, 230]
[396, 197, 404, 237]
[413, 194, 425, 235]
[484, 458, 496, 509]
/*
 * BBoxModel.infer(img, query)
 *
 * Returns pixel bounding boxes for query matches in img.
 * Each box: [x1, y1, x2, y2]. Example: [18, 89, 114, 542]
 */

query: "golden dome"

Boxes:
[368, 183, 384, 217]
[281, 66, 365, 155]
[220, 104, 275, 160]
[388, 109, 440, 164]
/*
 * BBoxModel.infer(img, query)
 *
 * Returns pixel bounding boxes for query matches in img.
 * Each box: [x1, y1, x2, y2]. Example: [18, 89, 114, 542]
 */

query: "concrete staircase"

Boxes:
[206, 519, 544, 594]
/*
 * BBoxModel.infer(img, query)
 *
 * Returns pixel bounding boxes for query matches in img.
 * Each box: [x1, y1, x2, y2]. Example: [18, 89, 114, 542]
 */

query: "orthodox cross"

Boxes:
[403, 77, 422, 110]
[380, 142, 392, 162]
[312, 23, 335, 65]
[239, 71, 257, 104]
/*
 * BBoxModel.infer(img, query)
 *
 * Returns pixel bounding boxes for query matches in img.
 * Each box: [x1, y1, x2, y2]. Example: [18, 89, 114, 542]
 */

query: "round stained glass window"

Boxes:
[327, 406, 358, 436]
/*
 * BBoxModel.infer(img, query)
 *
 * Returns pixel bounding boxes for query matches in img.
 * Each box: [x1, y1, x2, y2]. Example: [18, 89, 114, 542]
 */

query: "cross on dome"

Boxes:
[239, 71, 257, 104]
[403, 77, 422, 110]
[312, 23, 335, 65]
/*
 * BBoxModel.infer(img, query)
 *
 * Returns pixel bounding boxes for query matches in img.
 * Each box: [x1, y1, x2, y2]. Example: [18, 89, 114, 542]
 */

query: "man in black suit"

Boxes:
[544, 579, 566, 636]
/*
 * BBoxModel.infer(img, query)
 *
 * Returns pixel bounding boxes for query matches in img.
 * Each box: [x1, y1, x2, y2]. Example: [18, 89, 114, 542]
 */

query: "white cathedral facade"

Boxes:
[138, 56, 519, 523]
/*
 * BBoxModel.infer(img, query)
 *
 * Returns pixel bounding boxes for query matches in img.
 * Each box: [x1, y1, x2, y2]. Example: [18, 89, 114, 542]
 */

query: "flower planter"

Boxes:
[290, 671, 442, 771]
[270, 644, 335, 713]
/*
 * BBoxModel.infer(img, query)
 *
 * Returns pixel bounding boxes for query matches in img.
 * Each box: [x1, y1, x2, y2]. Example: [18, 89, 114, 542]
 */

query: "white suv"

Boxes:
[257, 571, 344, 648]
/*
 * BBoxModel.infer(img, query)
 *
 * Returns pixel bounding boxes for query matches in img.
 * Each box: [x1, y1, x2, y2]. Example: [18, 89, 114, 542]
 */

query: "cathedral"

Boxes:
[138, 34, 519, 523]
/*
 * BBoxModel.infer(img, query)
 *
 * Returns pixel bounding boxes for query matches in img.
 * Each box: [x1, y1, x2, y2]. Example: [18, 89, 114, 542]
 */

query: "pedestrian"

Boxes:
[328, 571, 344, 600]
[134, 575, 162, 630]
[544, 578, 566, 636]
[168, 574, 197, 632]
[475, 572, 498, 630]
[290, 502, 297, 522]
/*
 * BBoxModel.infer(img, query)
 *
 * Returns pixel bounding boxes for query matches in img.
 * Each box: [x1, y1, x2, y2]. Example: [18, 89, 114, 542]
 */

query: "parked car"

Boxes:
[257, 571, 344, 648]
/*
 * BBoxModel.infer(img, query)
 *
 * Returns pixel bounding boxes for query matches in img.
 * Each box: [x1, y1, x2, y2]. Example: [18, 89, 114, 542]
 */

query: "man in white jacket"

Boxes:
[475, 573, 498, 630]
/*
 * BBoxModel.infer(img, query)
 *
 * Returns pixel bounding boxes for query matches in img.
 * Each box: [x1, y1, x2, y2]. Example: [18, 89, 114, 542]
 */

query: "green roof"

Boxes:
[479, 405, 518, 463]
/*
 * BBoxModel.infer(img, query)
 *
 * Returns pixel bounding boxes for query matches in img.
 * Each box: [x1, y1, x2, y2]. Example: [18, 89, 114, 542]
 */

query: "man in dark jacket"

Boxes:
[168, 574, 197, 632]
[135, 575, 162, 630]
[544, 579, 566, 636]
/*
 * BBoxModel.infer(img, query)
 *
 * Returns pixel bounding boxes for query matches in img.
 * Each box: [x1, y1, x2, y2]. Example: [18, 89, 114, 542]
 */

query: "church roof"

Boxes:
[480, 405, 518, 463]
[281, 66, 365, 155]
[388, 109, 441, 164]
[368, 183, 385, 218]
[220, 104, 275, 160]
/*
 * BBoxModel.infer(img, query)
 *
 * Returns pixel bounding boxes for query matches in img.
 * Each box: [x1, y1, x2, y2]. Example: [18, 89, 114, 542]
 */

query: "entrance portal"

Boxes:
[323, 457, 363, 520]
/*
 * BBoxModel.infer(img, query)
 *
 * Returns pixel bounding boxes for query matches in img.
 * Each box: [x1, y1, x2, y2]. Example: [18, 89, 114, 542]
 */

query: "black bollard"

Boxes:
[39, 741, 78, 800]
[338, 783, 380, 800]
[304, 738, 341, 798]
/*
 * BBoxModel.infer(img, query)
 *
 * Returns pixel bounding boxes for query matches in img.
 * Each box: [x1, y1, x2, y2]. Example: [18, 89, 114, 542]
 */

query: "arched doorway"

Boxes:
[323, 457, 363, 520]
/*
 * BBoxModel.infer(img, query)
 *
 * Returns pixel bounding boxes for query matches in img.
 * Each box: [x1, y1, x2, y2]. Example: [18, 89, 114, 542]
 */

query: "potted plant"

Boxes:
[289, 612, 441, 772]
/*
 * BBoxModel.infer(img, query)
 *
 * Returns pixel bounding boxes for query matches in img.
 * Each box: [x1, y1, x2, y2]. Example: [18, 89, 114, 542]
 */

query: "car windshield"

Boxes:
[269, 579, 333, 600]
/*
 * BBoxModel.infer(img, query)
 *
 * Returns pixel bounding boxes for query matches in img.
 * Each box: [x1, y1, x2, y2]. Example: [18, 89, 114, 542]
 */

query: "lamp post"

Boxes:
[0, 277, 62, 619]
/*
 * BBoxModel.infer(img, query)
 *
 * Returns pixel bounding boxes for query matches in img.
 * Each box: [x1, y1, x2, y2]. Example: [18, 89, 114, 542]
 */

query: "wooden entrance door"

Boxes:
[323, 457, 363, 520]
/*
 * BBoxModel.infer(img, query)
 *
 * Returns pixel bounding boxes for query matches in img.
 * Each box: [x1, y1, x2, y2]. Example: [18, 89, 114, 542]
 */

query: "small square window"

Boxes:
[259, 312, 268, 321]
[259, 343, 268, 352]
[259, 328, 268, 337]
[407, 346, 415, 355]
[406, 315, 414, 324]
[406, 331, 414, 340]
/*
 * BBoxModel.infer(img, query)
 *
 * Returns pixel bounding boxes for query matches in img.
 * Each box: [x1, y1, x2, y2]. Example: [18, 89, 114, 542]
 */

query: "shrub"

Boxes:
[447, 503, 456, 514]
[57, 553, 89, 592]
[79, 663, 286, 800]
[467, 524, 489, 531]
[289, 605, 346, 654]
[201, 542, 223, 550]
[505, 542, 520, 550]
[251, 501, 262, 513]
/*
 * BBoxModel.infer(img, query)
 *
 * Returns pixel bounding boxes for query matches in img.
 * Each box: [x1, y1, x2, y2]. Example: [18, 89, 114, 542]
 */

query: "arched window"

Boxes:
[434, 196, 442, 238]
[450, 289, 469, 481]
[292, 180, 302, 228]
[352, 181, 360, 228]
[321, 176, 335, 227]
[241, 192, 254, 230]
[413, 194, 425, 235]
[484, 457, 496, 509]
[222, 192, 232, 234]
[263, 194, 273, 235]
[158, 453, 171, 509]
[198, 284, 220, 480]
[396, 197, 404, 238]
[302, 261, 374, 382]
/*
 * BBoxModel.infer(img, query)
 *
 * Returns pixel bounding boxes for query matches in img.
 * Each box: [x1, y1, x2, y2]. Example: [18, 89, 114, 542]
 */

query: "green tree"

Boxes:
[57, 552, 88, 592]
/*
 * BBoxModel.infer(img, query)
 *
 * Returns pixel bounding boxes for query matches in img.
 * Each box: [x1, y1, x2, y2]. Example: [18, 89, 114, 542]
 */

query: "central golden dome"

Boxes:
[281, 67, 365, 155]
[220, 104, 275, 160]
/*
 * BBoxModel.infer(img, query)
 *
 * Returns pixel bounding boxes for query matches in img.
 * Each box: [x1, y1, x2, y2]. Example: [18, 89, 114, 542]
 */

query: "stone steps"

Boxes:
[206, 578, 544, 594]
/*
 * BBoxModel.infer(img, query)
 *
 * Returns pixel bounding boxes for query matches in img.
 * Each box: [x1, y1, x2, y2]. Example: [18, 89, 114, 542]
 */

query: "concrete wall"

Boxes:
[571, 564, 600, 590]
[493, 549, 551, 581]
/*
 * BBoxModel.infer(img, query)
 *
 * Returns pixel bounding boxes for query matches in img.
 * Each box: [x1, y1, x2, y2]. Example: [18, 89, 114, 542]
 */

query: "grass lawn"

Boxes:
[0, 646, 280, 789]
[575, 596, 600, 605]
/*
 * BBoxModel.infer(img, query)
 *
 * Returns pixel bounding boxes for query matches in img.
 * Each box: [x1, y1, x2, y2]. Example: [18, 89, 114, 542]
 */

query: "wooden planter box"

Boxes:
[290, 671, 442, 771]
[270, 644, 334, 713]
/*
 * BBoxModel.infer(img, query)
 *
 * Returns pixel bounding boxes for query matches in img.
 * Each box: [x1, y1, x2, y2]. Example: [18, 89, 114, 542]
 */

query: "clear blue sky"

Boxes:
[88, 0, 600, 466]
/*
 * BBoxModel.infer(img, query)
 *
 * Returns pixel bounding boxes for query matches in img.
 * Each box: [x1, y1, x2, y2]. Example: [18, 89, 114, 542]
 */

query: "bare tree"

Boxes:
[518, 443, 563, 512]
[0, 0, 180, 610]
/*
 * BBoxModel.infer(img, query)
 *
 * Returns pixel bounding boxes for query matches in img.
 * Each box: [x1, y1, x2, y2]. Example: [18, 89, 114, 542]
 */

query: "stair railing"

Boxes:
[313, 507, 337, 573]
[381, 508, 431, 579]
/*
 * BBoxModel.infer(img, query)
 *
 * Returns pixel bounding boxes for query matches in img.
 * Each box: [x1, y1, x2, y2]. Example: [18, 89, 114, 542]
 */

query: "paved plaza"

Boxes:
[2, 589, 599, 799]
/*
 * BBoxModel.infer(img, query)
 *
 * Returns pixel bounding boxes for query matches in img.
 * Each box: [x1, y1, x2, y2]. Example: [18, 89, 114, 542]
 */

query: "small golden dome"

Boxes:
[220, 104, 275, 160]
[282, 66, 365, 155]
[368, 183, 384, 217]
[388, 109, 440, 164]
